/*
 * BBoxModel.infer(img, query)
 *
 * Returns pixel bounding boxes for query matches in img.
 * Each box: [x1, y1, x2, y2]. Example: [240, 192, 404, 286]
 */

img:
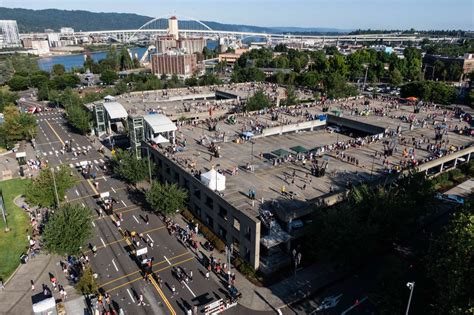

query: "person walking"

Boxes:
[189, 270, 193, 282]
[145, 214, 149, 225]
[137, 293, 144, 306]
[205, 271, 210, 280]
[171, 285, 176, 296]
[30, 280, 35, 291]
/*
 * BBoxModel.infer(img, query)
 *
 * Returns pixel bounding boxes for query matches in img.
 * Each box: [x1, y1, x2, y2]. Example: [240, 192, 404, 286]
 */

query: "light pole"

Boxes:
[405, 282, 415, 315]
[51, 168, 60, 208]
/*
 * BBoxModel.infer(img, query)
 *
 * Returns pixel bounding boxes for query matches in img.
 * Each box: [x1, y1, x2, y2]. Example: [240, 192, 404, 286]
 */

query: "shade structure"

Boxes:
[406, 96, 418, 101]
[241, 131, 254, 138]
[151, 134, 170, 144]
[271, 149, 290, 158]
[200, 168, 226, 191]
[290, 145, 308, 154]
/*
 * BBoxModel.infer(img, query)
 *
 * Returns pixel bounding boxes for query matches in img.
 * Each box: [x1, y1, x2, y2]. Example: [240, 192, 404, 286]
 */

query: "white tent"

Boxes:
[200, 168, 226, 192]
[151, 134, 170, 144]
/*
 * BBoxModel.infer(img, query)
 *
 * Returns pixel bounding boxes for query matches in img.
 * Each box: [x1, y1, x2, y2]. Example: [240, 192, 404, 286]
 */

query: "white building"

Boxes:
[0, 20, 21, 48]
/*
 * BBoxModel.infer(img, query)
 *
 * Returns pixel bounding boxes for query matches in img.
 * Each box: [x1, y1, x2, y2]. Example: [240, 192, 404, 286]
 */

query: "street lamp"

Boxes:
[405, 281, 415, 315]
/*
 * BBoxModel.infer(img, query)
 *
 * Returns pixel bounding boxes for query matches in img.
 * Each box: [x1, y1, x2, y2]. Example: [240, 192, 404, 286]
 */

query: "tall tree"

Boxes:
[52, 64, 66, 76]
[100, 70, 118, 85]
[110, 149, 154, 185]
[146, 181, 187, 216]
[0, 105, 36, 148]
[43, 203, 92, 256]
[25, 166, 77, 208]
[244, 89, 272, 111]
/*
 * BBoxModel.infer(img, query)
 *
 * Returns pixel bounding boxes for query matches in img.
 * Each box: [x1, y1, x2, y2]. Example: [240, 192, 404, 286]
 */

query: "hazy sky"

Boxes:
[0, 0, 472, 30]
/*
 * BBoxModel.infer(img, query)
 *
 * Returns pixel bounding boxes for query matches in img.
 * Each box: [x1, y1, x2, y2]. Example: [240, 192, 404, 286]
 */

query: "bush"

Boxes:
[181, 209, 226, 252]
[448, 168, 465, 182]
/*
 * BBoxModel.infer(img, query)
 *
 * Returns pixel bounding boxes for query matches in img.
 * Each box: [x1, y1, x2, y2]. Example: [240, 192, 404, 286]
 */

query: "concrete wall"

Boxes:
[326, 114, 386, 135]
[145, 143, 261, 269]
[254, 119, 326, 139]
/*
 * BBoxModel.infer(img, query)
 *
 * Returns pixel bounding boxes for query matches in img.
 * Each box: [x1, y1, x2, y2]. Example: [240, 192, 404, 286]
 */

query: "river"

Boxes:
[37, 41, 219, 72]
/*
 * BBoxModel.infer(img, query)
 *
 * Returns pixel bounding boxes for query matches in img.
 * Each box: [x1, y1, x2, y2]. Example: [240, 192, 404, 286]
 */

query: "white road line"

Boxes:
[126, 289, 135, 303]
[69, 164, 74, 168]
[99, 159, 105, 163]
[82, 146, 87, 150]
[121, 200, 127, 207]
[163, 256, 171, 265]
[43, 152, 47, 156]
[75, 189, 80, 196]
[111, 187, 116, 193]
[102, 176, 107, 182]
[75, 162, 80, 167]
[91, 221, 95, 227]
[49, 151, 53, 155]
[58, 158, 62, 164]
[112, 259, 119, 272]
[133, 215, 140, 224]
[93, 160, 98, 164]
[81, 203, 85, 207]
[100, 237, 107, 248]
[95, 166, 99, 171]
[147, 234, 154, 243]
[55, 150, 59, 155]
[184, 282, 196, 297]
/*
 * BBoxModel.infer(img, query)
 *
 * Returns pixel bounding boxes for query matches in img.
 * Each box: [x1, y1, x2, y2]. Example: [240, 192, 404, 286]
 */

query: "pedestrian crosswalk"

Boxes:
[37, 117, 65, 122]
[66, 159, 106, 168]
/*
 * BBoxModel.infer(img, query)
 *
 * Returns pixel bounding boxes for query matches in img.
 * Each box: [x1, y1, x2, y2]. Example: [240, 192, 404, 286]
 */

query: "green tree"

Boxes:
[76, 266, 99, 295]
[51, 74, 80, 90]
[7, 75, 29, 91]
[0, 105, 37, 148]
[119, 47, 133, 71]
[25, 166, 77, 208]
[199, 73, 221, 86]
[244, 89, 272, 111]
[114, 80, 128, 94]
[52, 64, 66, 76]
[185, 75, 199, 87]
[389, 68, 403, 86]
[110, 149, 153, 185]
[283, 85, 298, 106]
[43, 203, 92, 255]
[146, 181, 187, 216]
[100, 70, 118, 85]
[327, 53, 348, 77]
[0, 90, 18, 112]
[426, 204, 473, 315]
[65, 102, 92, 134]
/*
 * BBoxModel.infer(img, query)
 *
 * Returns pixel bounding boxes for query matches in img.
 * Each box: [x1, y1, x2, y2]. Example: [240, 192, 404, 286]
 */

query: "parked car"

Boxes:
[435, 193, 465, 205]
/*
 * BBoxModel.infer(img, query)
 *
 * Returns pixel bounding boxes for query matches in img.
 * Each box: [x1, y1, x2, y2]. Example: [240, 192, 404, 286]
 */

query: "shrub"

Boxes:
[181, 209, 226, 252]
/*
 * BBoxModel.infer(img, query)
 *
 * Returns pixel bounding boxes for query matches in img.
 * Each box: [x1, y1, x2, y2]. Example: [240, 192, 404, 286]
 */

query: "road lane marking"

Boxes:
[126, 289, 135, 303]
[163, 256, 171, 265]
[147, 234, 154, 243]
[184, 282, 196, 298]
[100, 252, 190, 287]
[91, 221, 95, 227]
[81, 203, 85, 207]
[45, 120, 64, 146]
[102, 176, 107, 182]
[111, 187, 116, 193]
[86, 178, 99, 195]
[112, 259, 119, 272]
[149, 274, 177, 315]
[75, 189, 80, 196]
[99, 159, 105, 163]
[132, 215, 140, 224]
[121, 200, 127, 207]
[100, 237, 106, 248]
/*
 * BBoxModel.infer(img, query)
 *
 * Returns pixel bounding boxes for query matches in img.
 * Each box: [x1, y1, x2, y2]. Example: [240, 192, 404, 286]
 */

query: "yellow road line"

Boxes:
[45, 120, 64, 146]
[149, 274, 176, 315]
[86, 178, 99, 195]
[105, 256, 194, 293]
[99, 251, 191, 287]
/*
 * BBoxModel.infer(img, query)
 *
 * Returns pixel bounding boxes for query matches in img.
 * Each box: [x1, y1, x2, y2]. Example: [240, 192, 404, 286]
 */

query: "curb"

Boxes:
[4, 262, 23, 285]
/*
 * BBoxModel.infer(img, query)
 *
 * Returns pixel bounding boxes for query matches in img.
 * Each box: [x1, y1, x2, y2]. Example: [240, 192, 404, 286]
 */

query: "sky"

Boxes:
[0, 0, 472, 30]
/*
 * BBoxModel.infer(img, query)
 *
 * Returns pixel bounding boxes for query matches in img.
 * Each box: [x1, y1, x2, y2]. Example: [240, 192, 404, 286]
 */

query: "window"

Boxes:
[206, 215, 214, 229]
[233, 217, 241, 231]
[183, 178, 189, 190]
[174, 171, 179, 182]
[245, 226, 251, 240]
[194, 187, 201, 199]
[205, 195, 214, 209]
[193, 204, 201, 217]
[218, 225, 227, 239]
[165, 164, 171, 174]
[218, 206, 228, 221]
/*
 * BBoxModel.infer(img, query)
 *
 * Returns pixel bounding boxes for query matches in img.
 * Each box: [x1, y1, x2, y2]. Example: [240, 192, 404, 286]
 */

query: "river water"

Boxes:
[37, 41, 218, 72]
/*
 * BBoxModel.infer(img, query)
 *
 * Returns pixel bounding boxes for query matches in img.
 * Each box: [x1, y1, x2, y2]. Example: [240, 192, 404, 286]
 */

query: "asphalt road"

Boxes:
[32, 107, 237, 315]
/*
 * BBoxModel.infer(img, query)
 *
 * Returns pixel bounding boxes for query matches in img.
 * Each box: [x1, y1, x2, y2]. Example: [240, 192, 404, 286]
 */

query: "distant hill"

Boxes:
[0, 7, 349, 34]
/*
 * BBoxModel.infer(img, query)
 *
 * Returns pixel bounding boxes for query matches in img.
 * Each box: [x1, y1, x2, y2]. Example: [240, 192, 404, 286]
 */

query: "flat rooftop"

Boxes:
[153, 97, 473, 222]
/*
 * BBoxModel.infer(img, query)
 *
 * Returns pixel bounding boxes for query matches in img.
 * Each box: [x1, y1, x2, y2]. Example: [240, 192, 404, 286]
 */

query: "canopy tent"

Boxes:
[32, 297, 57, 314]
[151, 134, 170, 144]
[200, 168, 226, 191]
[290, 146, 308, 154]
[241, 131, 255, 138]
[271, 149, 291, 158]
[144, 114, 177, 134]
[103, 102, 128, 120]
[104, 95, 116, 102]
[406, 96, 418, 102]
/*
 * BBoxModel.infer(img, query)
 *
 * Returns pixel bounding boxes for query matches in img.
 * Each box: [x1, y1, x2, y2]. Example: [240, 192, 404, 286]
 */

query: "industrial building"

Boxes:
[87, 84, 473, 272]
[151, 53, 198, 78]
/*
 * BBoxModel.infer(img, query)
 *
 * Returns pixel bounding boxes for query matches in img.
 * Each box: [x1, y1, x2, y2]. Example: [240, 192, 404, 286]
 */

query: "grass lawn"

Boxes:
[0, 178, 31, 281]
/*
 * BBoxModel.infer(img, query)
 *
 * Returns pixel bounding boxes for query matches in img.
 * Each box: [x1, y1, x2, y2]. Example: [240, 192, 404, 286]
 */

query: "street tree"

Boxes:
[52, 64, 66, 76]
[111, 149, 154, 185]
[25, 166, 77, 208]
[7, 75, 29, 91]
[146, 181, 187, 216]
[43, 203, 93, 256]
[244, 89, 272, 111]
[65, 103, 92, 134]
[389, 68, 403, 86]
[0, 90, 18, 112]
[283, 85, 299, 106]
[76, 266, 99, 295]
[0, 105, 37, 148]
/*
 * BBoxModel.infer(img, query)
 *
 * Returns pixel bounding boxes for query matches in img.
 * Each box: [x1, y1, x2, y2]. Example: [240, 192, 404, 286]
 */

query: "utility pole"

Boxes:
[51, 168, 60, 208]
[405, 282, 415, 315]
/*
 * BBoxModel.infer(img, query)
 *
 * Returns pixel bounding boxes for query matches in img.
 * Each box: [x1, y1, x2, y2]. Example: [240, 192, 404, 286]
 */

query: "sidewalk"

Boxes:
[173, 214, 340, 312]
[0, 253, 83, 315]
